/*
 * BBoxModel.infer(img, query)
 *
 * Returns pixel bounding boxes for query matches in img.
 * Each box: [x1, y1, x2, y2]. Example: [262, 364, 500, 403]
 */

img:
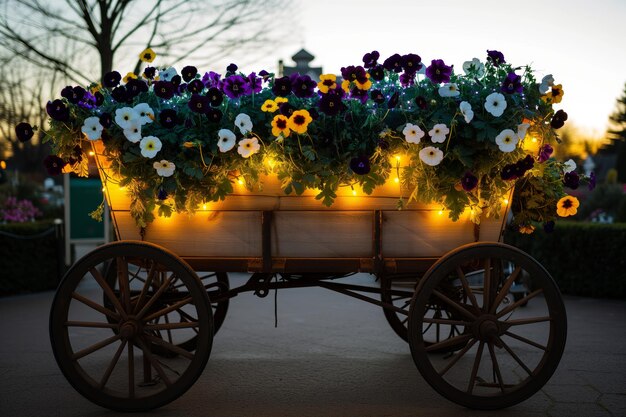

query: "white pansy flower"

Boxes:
[115, 107, 139, 129]
[81, 116, 103, 140]
[429, 123, 449, 143]
[484, 92, 507, 117]
[459, 101, 474, 123]
[237, 137, 260, 158]
[419, 146, 444, 166]
[139, 136, 162, 158]
[517, 123, 530, 140]
[539, 74, 555, 94]
[563, 159, 577, 173]
[123, 121, 142, 143]
[153, 160, 176, 177]
[133, 103, 155, 125]
[234, 113, 253, 135]
[217, 129, 237, 152]
[495, 129, 519, 152]
[402, 123, 425, 144]
[462, 58, 485, 78]
[159, 67, 178, 82]
[438, 83, 460, 97]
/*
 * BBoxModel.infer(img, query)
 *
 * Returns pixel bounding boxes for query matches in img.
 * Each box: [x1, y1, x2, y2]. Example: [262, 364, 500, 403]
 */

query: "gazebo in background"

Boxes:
[279, 48, 322, 79]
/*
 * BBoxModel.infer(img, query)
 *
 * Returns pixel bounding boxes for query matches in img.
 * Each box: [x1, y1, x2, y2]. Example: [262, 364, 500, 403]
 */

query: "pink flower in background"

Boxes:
[1, 197, 42, 223]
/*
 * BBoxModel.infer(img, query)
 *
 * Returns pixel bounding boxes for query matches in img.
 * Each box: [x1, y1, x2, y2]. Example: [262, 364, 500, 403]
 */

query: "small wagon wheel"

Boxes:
[50, 241, 212, 411]
[408, 242, 566, 410]
[380, 274, 468, 351]
[104, 263, 229, 351]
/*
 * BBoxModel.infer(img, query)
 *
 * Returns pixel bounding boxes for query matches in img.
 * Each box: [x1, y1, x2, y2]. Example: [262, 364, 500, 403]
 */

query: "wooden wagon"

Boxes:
[48, 143, 567, 411]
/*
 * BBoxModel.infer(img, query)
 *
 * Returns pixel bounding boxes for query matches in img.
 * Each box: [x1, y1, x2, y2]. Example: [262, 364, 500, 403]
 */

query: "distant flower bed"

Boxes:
[0, 197, 42, 223]
[33, 48, 593, 232]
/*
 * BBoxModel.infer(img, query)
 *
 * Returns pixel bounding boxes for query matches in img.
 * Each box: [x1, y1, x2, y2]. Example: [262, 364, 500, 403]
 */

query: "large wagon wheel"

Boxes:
[408, 242, 566, 410]
[380, 274, 467, 351]
[104, 262, 229, 351]
[50, 241, 212, 411]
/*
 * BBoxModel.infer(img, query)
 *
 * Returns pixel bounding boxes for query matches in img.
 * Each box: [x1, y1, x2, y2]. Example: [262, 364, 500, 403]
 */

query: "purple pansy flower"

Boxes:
[202, 71, 221, 88]
[538, 144, 554, 163]
[501, 72, 523, 94]
[188, 94, 211, 113]
[399, 72, 415, 87]
[563, 171, 580, 189]
[362, 50, 380, 68]
[143, 67, 156, 79]
[425, 59, 453, 84]
[272, 76, 292, 97]
[551, 110, 568, 129]
[46, 99, 69, 121]
[207, 87, 223, 107]
[349, 155, 371, 175]
[103, 71, 121, 88]
[99, 112, 112, 128]
[387, 91, 399, 109]
[402, 53, 422, 73]
[487, 50, 506, 66]
[206, 108, 223, 123]
[187, 79, 205, 94]
[341, 65, 368, 83]
[159, 109, 178, 128]
[370, 89, 385, 104]
[181, 65, 198, 82]
[153, 81, 176, 99]
[383, 54, 403, 73]
[248, 72, 263, 94]
[292, 74, 317, 98]
[318, 92, 344, 116]
[221, 75, 250, 99]
[15, 122, 34, 142]
[43, 155, 66, 175]
[461, 172, 478, 191]
[368, 65, 385, 81]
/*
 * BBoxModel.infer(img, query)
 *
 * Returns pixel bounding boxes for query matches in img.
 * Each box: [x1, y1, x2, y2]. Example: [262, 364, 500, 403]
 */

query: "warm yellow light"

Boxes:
[531, 137, 537, 143]
[395, 154, 401, 162]
[438, 210, 444, 216]
[394, 177, 400, 183]
[352, 189, 357, 196]
[101, 186, 106, 192]
[202, 204, 207, 210]
[265, 157, 276, 169]
[237, 178, 244, 185]
[119, 186, 126, 191]
[503, 198, 509, 205]
[0, 160, 6, 169]
[88, 151, 95, 156]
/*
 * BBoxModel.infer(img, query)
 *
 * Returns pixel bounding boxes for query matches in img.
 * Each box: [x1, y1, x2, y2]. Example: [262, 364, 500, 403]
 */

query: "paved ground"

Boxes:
[1, 272, 625, 417]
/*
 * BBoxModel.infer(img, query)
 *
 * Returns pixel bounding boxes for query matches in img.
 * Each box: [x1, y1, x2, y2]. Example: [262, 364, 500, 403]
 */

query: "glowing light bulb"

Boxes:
[438, 210, 444, 216]
[88, 151, 95, 156]
[394, 177, 400, 183]
[352, 189, 357, 196]
[531, 137, 538, 143]
[503, 198, 509, 205]
[395, 154, 401, 162]
[101, 186, 106, 192]
[202, 204, 207, 210]
[238, 178, 244, 185]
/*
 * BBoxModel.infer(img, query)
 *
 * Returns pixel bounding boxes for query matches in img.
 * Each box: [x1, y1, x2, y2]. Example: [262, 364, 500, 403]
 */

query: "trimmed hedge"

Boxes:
[505, 222, 626, 299]
[0, 221, 64, 295]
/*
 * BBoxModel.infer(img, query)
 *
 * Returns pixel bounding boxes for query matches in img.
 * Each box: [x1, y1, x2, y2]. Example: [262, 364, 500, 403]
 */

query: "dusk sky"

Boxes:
[260, 0, 626, 139]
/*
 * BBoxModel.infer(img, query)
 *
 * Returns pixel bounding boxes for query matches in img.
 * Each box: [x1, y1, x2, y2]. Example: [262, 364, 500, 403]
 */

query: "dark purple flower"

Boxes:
[182, 65, 198, 82]
[588, 172, 596, 190]
[402, 53, 422, 73]
[368, 65, 385, 81]
[383, 54, 403, 73]
[159, 109, 178, 128]
[226, 63, 238, 74]
[341, 65, 368, 83]
[170, 75, 182, 87]
[111, 85, 128, 102]
[248, 72, 263, 94]
[551, 110, 568, 129]
[319, 93, 344, 116]
[501, 72, 523, 94]
[258, 70, 270, 81]
[143, 66, 156, 79]
[43, 155, 66, 175]
[103, 71, 121, 88]
[520, 154, 535, 171]
[77, 91, 97, 109]
[99, 112, 112, 128]
[461, 172, 478, 191]
[362, 50, 380, 68]
[61, 86, 85, 103]
[206, 87, 223, 107]
[202, 71, 221, 88]
[563, 171, 580, 189]
[187, 79, 205, 94]
[370, 89, 385, 104]
[94, 91, 104, 106]
[387, 91, 399, 109]
[399, 72, 415, 87]
[425, 59, 453, 84]
[487, 50, 506, 67]
[415, 96, 428, 110]
[125, 78, 148, 98]
[349, 155, 371, 175]
[350, 87, 369, 104]
[501, 163, 518, 181]
[221, 75, 250, 98]
[543, 221, 555, 233]
[279, 102, 295, 117]
[538, 144, 553, 162]
[272, 76, 292, 97]
[15, 122, 34, 142]
[157, 188, 168, 200]
[46, 99, 69, 121]
[206, 108, 223, 123]
[292, 75, 317, 98]
[153, 81, 176, 99]
[188, 94, 210, 114]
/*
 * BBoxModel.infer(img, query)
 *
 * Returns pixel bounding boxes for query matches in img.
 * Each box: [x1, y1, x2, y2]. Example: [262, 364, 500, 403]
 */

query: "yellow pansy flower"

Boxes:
[288, 109, 313, 134]
[275, 97, 288, 104]
[556, 195, 579, 217]
[262, 99, 279, 112]
[317, 74, 337, 94]
[341, 80, 351, 94]
[123, 72, 137, 83]
[139, 48, 156, 63]
[271, 114, 291, 137]
[542, 84, 564, 104]
[355, 73, 372, 90]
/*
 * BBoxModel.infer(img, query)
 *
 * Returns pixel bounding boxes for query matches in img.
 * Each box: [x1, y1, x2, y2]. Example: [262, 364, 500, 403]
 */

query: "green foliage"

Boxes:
[505, 222, 626, 298]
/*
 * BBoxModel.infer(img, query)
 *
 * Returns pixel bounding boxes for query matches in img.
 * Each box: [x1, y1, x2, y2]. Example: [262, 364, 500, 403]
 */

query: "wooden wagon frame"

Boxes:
[48, 143, 567, 411]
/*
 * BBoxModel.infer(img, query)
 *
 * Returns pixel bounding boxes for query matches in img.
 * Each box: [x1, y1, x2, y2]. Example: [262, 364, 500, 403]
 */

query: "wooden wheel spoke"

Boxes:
[487, 343, 505, 392]
[116, 257, 132, 312]
[135, 338, 173, 386]
[144, 334, 195, 360]
[490, 266, 521, 314]
[99, 339, 127, 389]
[136, 274, 176, 320]
[439, 338, 478, 376]
[483, 258, 492, 312]
[432, 290, 477, 321]
[467, 341, 485, 394]
[422, 317, 470, 326]
[501, 316, 552, 330]
[132, 261, 158, 315]
[128, 342, 135, 398]
[72, 292, 119, 321]
[176, 308, 198, 323]
[164, 314, 173, 345]
[497, 289, 544, 318]
[145, 321, 200, 330]
[73, 334, 121, 360]
[504, 331, 547, 351]
[65, 321, 118, 329]
[456, 266, 480, 310]
[497, 336, 534, 376]
[425, 333, 472, 352]
[89, 267, 127, 319]
[143, 297, 193, 323]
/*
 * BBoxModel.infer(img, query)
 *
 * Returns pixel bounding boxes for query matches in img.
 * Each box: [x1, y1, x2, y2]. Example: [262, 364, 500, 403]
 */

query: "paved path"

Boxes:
[1, 273, 625, 417]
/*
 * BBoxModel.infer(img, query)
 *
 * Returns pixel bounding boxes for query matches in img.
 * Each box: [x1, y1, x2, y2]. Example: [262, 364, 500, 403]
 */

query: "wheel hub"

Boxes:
[472, 314, 503, 344]
[119, 318, 142, 340]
